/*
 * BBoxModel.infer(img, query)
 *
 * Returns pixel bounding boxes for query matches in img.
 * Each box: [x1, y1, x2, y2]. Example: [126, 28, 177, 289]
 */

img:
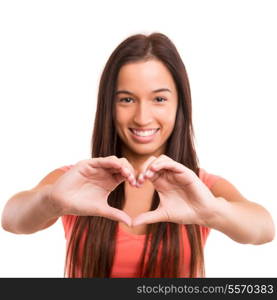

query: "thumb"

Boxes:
[132, 209, 169, 227]
[101, 206, 132, 227]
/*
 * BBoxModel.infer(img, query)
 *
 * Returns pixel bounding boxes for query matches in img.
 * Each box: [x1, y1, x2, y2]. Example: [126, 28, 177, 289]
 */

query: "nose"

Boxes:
[133, 102, 153, 126]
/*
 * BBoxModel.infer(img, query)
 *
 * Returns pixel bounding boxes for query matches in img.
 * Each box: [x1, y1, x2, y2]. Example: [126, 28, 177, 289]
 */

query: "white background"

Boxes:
[0, 0, 276, 277]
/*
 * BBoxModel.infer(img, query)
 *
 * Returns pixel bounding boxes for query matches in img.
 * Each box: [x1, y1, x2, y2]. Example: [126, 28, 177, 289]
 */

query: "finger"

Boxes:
[88, 157, 122, 170]
[102, 157, 136, 186]
[136, 156, 158, 186]
[132, 209, 169, 227]
[101, 206, 132, 227]
[140, 155, 158, 174]
[149, 161, 187, 174]
[118, 157, 136, 176]
[113, 167, 136, 186]
[137, 155, 173, 185]
[112, 173, 125, 184]
[89, 158, 136, 186]
[113, 171, 137, 187]
[141, 154, 171, 174]
[137, 169, 160, 186]
[118, 158, 137, 186]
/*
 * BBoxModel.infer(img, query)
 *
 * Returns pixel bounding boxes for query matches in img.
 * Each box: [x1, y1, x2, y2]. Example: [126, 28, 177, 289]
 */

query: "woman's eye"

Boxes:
[119, 97, 133, 103]
[118, 97, 166, 103]
[155, 97, 167, 102]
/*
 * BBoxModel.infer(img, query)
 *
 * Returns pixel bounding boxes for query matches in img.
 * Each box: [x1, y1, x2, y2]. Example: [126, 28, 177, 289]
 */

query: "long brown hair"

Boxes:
[65, 33, 205, 277]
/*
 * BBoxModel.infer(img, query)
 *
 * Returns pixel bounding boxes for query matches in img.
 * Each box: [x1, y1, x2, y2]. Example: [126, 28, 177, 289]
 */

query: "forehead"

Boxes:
[116, 59, 177, 94]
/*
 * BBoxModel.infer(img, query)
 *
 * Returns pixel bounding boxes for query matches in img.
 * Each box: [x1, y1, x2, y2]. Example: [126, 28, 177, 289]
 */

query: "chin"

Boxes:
[130, 145, 164, 156]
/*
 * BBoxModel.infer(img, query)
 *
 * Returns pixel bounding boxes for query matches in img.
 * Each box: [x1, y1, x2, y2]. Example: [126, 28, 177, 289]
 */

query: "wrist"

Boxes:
[199, 196, 230, 228]
[40, 184, 65, 218]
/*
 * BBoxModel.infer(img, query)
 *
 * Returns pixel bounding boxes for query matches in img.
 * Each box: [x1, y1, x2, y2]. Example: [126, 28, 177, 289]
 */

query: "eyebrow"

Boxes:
[115, 88, 172, 96]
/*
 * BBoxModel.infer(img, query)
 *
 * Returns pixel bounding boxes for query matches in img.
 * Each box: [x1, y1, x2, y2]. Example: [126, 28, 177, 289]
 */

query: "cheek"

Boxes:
[158, 116, 176, 139]
[115, 109, 127, 127]
[164, 118, 176, 133]
[159, 109, 176, 128]
[115, 109, 124, 125]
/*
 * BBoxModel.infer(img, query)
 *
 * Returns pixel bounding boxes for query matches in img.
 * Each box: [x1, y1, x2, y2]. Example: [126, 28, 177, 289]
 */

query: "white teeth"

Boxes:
[132, 129, 158, 137]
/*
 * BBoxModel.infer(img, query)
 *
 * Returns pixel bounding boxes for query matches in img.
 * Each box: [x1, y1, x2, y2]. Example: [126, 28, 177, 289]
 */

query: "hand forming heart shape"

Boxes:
[130, 155, 218, 227]
[52, 155, 218, 228]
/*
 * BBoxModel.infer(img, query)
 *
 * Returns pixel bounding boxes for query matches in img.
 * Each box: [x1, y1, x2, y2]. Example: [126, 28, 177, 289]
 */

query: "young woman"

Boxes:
[1, 33, 275, 278]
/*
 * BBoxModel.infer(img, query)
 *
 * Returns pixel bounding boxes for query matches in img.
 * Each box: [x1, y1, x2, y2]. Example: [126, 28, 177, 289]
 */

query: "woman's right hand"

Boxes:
[50, 156, 136, 226]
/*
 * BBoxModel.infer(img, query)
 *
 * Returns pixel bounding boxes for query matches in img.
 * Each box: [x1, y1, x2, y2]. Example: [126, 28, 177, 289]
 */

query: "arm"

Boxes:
[1, 168, 65, 234]
[130, 155, 275, 245]
[205, 178, 275, 245]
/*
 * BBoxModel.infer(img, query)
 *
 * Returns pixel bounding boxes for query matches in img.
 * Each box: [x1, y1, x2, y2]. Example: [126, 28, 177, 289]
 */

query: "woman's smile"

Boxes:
[128, 128, 160, 144]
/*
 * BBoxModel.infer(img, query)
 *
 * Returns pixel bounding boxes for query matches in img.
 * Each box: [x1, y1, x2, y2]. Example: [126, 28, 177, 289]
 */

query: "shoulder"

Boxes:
[33, 164, 74, 190]
[198, 168, 222, 189]
[199, 168, 248, 203]
[58, 165, 75, 172]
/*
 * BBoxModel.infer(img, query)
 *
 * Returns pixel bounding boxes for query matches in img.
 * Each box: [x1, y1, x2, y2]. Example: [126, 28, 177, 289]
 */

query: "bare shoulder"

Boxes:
[210, 176, 249, 203]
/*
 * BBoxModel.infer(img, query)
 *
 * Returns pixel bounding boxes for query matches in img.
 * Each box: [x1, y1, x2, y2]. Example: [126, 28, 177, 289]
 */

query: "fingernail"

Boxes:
[129, 173, 134, 180]
[145, 170, 153, 177]
[139, 173, 144, 180]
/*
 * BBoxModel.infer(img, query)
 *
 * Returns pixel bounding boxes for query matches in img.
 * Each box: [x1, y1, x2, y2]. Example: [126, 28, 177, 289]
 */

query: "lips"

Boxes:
[128, 128, 160, 143]
[130, 128, 159, 136]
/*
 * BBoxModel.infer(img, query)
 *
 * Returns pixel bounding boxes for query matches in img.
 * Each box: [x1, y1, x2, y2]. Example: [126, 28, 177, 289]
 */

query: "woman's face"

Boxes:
[115, 59, 178, 158]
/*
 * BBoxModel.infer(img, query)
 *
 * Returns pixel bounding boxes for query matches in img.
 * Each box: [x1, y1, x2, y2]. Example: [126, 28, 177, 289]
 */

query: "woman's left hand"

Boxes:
[132, 155, 219, 227]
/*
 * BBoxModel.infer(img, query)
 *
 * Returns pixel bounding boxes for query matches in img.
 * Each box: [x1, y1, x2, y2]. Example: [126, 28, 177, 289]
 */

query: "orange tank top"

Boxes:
[60, 165, 221, 277]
